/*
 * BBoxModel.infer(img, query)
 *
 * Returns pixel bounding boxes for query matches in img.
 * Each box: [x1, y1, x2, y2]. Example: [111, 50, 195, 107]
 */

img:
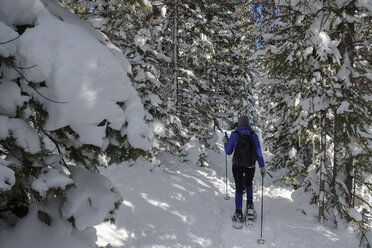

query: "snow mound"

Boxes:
[61, 165, 121, 231]
[182, 137, 203, 165]
[348, 208, 362, 222]
[0, 163, 15, 192]
[31, 167, 73, 197]
[0, 202, 97, 248]
[0, 0, 44, 26]
[0, 117, 41, 154]
[0, 80, 29, 117]
[0, 21, 18, 57]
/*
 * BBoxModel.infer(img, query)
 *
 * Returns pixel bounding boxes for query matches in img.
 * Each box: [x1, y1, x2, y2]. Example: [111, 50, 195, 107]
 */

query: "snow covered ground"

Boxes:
[96, 133, 361, 248]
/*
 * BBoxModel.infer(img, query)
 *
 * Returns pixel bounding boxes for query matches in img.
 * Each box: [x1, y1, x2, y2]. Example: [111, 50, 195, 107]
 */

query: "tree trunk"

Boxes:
[337, 1, 356, 208]
[332, 108, 338, 198]
[172, 0, 179, 107]
[318, 109, 327, 223]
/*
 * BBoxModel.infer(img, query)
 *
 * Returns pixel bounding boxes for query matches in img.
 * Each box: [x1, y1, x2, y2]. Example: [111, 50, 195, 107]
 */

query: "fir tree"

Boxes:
[0, 4, 156, 240]
[246, 1, 371, 246]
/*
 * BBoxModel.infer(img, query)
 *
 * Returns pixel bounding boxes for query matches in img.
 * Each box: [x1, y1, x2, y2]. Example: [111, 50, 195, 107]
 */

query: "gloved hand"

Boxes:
[222, 136, 228, 144]
[260, 167, 266, 177]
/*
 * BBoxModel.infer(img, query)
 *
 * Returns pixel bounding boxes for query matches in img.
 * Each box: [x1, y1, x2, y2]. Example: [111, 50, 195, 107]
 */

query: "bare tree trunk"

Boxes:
[332, 108, 338, 197]
[172, 0, 179, 107]
[345, 159, 354, 207]
[318, 109, 327, 223]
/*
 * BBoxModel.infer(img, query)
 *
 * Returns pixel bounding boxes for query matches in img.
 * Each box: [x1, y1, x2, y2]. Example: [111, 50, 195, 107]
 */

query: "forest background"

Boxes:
[0, 0, 371, 247]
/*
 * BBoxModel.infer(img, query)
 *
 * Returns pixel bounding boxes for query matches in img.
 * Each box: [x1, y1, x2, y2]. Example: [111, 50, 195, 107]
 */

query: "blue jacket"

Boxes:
[224, 126, 265, 168]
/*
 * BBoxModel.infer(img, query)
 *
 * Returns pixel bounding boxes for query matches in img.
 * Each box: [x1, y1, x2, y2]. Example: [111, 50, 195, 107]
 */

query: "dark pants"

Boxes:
[232, 164, 255, 210]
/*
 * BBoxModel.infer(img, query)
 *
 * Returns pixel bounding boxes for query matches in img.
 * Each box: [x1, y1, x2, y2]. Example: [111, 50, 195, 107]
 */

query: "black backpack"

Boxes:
[233, 130, 257, 168]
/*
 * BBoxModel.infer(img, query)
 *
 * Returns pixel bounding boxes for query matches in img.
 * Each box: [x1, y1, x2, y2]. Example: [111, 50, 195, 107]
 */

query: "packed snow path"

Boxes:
[96, 139, 359, 248]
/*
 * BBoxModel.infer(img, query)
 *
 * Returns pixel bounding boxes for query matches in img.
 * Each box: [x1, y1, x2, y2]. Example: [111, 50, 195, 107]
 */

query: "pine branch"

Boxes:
[15, 64, 37, 70]
[0, 36, 20, 45]
[358, 180, 372, 191]
[40, 129, 69, 169]
[354, 194, 372, 209]
[10, 65, 68, 104]
[1, 143, 22, 162]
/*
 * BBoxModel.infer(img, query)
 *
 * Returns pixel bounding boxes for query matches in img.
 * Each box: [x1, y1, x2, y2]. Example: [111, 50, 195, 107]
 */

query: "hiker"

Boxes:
[223, 115, 266, 225]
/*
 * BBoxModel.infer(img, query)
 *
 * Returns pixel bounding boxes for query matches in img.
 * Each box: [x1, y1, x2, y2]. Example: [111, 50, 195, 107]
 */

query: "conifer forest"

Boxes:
[0, 0, 371, 247]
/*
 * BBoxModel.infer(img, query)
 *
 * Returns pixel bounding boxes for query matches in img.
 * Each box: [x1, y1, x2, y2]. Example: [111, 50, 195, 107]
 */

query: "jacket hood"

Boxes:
[236, 126, 252, 133]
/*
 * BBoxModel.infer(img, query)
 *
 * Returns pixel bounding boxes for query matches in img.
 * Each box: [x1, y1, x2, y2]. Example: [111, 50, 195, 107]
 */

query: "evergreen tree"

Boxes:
[245, 1, 371, 246]
[0, 3, 154, 241]
[71, 0, 217, 165]
[59, 1, 261, 166]
[205, 2, 259, 130]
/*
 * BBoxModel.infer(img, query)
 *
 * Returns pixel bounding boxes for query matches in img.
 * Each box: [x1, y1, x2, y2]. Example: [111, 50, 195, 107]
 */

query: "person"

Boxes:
[223, 115, 266, 223]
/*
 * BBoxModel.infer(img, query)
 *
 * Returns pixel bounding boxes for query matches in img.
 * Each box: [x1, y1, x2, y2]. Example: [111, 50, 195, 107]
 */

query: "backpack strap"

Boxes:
[235, 130, 254, 136]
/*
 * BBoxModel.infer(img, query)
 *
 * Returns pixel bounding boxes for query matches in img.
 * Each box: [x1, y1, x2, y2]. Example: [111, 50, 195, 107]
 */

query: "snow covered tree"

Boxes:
[162, 2, 213, 133]
[246, 0, 371, 246]
[72, 0, 218, 165]
[77, 0, 191, 157]
[0, 1, 152, 246]
[205, 2, 259, 130]
[59, 1, 262, 167]
[157, 0, 260, 163]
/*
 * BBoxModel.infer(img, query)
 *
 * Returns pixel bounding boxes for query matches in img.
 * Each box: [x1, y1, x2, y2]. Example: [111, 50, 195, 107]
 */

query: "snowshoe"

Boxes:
[232, 210, 245, 229]
[245, 202, 257, 227]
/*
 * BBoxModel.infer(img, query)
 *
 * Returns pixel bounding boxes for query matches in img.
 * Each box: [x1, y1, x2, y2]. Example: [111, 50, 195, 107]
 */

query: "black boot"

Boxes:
[245, 201, 257, 221]
[246, 200, 254, 210]
[232, 209, 245, 229]
[232, 209, 244, 222]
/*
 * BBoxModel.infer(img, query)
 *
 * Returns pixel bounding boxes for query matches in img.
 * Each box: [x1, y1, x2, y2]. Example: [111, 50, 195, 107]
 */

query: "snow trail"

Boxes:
[96, 136, 359, 248]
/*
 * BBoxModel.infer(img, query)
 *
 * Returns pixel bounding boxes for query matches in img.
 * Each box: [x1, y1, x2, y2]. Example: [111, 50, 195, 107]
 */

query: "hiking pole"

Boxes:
[224, 132, 230, 200]
[267, 171, 273, 178]
[257, 175, 265, 244]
